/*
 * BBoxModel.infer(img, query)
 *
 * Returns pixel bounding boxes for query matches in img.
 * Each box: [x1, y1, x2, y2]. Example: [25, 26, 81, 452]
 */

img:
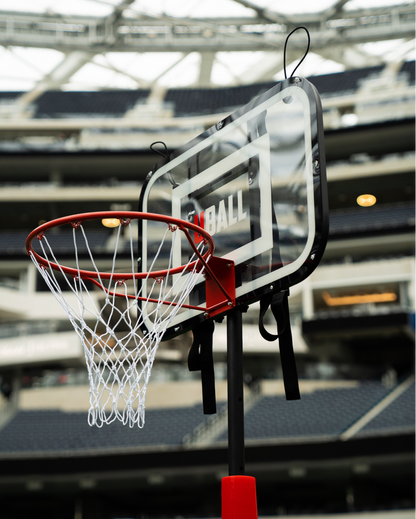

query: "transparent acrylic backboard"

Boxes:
[139, 77, 328, 338]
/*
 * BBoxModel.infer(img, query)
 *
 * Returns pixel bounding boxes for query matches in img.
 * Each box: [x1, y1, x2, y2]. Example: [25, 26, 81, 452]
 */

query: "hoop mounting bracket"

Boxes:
[205, 256, 236, 318]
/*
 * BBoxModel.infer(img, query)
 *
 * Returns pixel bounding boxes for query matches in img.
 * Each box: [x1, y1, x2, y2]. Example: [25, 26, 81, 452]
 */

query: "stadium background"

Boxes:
[0, 1, 414, 518]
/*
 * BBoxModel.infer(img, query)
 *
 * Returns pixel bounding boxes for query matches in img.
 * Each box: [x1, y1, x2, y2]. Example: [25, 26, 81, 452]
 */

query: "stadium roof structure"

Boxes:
[0, 0, 414, 119]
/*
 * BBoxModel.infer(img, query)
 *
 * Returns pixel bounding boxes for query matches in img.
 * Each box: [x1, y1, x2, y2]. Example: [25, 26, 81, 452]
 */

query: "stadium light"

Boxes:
[102, 218, 120, 228]
[357, 194, 376, 207]
[322, 291, 397, 306]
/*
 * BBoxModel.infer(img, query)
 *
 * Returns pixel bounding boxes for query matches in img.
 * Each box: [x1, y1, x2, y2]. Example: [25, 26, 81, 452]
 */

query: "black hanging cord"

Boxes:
[283, 26, 311, 79]
[150, 141, 169, 158]
[150, 140, 179, 187]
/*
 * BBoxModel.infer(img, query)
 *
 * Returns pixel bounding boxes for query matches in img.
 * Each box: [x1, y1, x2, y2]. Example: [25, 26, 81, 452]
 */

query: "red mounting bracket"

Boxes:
[205, 256, 236, 319]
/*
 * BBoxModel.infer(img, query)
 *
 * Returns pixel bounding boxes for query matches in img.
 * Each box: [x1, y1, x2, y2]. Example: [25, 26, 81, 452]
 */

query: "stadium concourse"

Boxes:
[0, 58, 415, 518]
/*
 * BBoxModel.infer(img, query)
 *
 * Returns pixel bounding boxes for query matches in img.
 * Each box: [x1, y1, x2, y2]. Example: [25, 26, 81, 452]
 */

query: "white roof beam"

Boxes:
[8, 1, 138, 116]
[149, 53, 191, 87]
[0, 6, 413, 53]
[13, 51, 95, 116]
[316, 46, 384, 69]
[92, 55, 148, 88]
[323, 0, 352, 18]
[197, 52, 216, 87]
[232, 52, 284, 84]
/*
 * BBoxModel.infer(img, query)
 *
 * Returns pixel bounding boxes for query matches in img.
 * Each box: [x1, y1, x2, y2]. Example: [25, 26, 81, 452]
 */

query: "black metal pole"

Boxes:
[226, 308, 245, 476]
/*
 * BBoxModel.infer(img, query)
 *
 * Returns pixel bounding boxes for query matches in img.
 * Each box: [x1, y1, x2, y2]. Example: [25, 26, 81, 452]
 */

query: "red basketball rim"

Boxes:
[25, 211, 214, 280]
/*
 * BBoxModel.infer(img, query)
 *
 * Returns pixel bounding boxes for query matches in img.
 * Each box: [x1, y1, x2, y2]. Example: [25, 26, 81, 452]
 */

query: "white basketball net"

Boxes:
[29, 218, 208, 427]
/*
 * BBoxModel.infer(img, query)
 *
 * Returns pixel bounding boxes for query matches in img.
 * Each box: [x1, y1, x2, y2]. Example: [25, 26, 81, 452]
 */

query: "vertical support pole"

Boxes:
[226, 308, 245, 476]
[223, 308, 258, 519]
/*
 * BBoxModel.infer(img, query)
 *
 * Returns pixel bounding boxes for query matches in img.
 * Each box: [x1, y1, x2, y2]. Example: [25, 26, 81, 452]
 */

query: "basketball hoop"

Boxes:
[26, 211, 235, 427]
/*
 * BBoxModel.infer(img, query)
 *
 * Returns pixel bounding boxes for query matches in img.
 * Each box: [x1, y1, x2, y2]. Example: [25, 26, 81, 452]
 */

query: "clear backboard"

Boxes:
[139, 77, 328, 338]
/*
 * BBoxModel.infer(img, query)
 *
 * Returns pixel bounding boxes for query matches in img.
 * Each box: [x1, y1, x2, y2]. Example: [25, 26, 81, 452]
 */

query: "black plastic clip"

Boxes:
[188, 320, 216, 414]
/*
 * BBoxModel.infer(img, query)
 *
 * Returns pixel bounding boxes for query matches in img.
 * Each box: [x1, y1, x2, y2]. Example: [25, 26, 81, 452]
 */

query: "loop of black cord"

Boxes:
[150, 141, 169, 158]
[283, 26, 311, 79]
[150, 140, 179, 187]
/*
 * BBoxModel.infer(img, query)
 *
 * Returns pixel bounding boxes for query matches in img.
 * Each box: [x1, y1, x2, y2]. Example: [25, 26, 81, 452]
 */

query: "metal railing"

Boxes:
[0, 384, 19, 430]
[183, 382, 262, 446]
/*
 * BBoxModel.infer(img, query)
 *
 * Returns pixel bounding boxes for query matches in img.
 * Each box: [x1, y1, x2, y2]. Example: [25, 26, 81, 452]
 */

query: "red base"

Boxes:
[221, 476, 258, 519]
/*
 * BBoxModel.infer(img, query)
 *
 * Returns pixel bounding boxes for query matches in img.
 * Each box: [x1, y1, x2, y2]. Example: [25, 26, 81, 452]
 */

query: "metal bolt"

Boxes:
[293, 77, 301, 83]
[270, 285, 274, 290]
[314, 160, 320, 171]
[310, 253, 316, 260]
[228, 302, 233, 306]
[216, 121, 224, 130]
[174, 326, 180, 332]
